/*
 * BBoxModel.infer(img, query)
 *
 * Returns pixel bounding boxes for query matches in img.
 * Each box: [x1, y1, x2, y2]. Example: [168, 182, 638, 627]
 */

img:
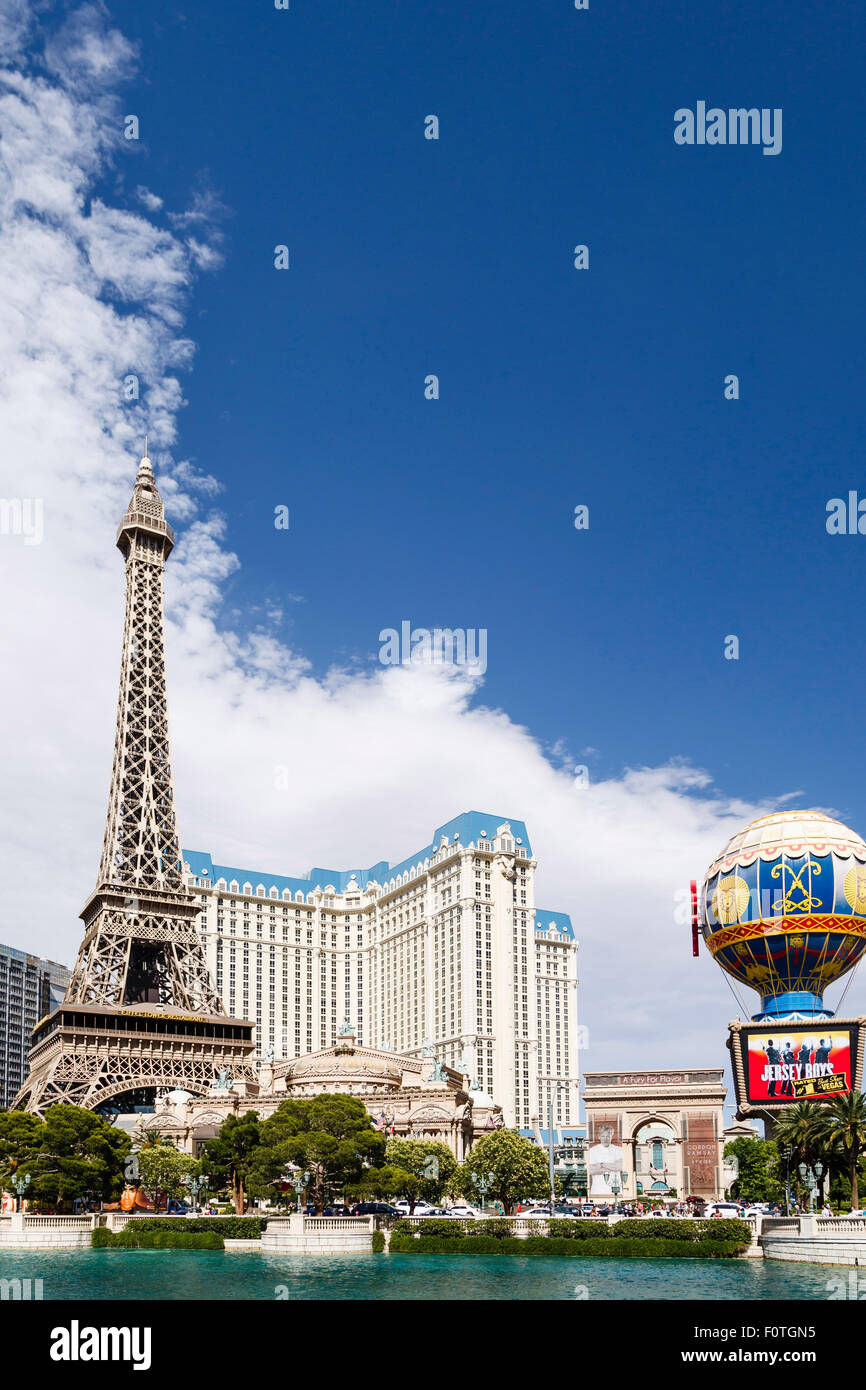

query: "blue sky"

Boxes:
[3, 0, 865, 1075]
[95, 0, 866, 815]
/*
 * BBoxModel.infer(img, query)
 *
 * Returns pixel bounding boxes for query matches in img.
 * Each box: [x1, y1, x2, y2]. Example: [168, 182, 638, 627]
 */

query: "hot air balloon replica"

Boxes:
[695, 811, 866, 1118]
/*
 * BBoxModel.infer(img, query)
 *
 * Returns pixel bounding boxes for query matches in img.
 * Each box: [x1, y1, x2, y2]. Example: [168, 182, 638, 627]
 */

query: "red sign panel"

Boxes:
[744, 1027, 852, 1104]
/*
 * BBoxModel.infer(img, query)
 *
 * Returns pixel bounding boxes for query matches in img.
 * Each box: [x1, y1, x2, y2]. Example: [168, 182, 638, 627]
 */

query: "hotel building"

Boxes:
[183, 812, 578, 1129]
[0, 944, 70, 1109]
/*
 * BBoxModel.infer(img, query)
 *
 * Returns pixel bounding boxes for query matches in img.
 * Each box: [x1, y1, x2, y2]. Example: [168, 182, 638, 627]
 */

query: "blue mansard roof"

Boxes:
[182, 810, 534, 897]
[534, 909, 575, 941]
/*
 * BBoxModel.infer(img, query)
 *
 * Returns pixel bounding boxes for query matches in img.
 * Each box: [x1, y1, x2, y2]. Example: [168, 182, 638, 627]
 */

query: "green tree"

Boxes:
[257, 1095, 385, 1213]
[0, 1111, 45, 1190]
[137, 1144, 199, 1212]
[203, 1112, 263, 1214]
[0, 1105, 130, 1211]
[384, 1138, 458, 1211]
[724, 1136, 783, 1204]
[823, 1091, 866, 1211]
[344, 1164, 415, 1204]
[460, 1129, 550, 1214]
[772, 1101, 833, 1204]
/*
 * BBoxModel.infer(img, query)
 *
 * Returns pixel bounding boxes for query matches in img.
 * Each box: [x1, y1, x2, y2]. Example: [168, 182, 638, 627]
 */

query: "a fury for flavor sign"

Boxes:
[746, 1028, 852, 1104]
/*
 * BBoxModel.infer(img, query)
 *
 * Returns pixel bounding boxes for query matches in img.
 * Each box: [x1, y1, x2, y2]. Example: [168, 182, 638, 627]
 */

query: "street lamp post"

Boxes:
[290, 1170, 311, 1214]
[779, 1143, 792, 1215]
[12, 1172, 31, 1213]
[183, 1173, 209, 1214]
[798, 1162, 824, 1214]
[472, 1171, 494, 1215]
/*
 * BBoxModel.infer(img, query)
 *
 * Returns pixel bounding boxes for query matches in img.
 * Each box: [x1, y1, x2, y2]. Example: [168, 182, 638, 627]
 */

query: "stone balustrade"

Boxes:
[761, 1213, 866, 1267]
[0, 1212, 96, 1248]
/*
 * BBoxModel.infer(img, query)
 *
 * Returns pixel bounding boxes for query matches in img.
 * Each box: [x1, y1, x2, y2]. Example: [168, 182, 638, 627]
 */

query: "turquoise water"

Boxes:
[0, 1251, 841, 1300]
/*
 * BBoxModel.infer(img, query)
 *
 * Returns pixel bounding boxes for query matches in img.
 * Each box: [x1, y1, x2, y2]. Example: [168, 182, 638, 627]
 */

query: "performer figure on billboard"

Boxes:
[763, 1039, 780, 1097]
[781, 1041, 795, 1097]
[815, 1038, 830, 1065]
[796, 1040, 813, 1069]
[588, 1123, 623, 1196]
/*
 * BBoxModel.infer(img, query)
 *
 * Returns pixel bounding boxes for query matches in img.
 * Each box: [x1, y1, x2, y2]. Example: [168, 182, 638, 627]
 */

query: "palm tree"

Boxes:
[822, 1092, 866, 1211]
[140, 1132, 166, 1149]
[772, 1102, 830, 1206]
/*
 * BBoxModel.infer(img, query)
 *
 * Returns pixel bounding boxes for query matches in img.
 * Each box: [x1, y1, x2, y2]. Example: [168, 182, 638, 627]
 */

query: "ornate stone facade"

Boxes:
[134, 1025, 504, 1160]
[582, 1068, 727, 1205]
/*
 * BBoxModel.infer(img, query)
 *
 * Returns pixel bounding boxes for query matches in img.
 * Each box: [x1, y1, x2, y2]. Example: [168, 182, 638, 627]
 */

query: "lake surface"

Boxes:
[0, 1251, 841, 1300]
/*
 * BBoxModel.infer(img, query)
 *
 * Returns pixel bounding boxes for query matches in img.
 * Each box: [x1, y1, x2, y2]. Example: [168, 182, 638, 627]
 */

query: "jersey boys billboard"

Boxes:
[747, 1028, 851, 1102]
[728, 1019, 866, 1114]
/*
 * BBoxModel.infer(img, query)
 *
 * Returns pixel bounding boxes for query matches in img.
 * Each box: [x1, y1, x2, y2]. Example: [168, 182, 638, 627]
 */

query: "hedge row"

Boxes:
[551, 1217, 752, 1244]
[392, 1217, 752, 1246]
[92, 1227, 224, 1250]
[107, 1217, 265, 1238]
[389, 1235, 746, 1258]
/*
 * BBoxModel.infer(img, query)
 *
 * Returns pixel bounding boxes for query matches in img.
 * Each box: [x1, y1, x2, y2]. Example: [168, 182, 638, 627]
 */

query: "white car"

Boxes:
[393, 1201, 440, 1217]
[704, 1202, 745, 1218]
[445, 1203, 480, 1218]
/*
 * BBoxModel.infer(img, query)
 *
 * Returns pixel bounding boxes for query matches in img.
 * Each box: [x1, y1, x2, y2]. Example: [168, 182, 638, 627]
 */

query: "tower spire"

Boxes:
[64, 451, 219, 1010]
[14, 452, 257, 1115]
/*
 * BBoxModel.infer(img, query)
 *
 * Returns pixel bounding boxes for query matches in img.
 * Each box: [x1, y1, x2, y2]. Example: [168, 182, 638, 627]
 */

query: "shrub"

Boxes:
[694, 1218, 752, 1245]
[466, 1219, 513, 1238]
[388, 1234, 746, 1258]
[92, 1228, 224, 1250]
[371, 1230, 385, 1253]
[610, 1219, 698, 1241]
[608, 1218, 751, 1247]
[392, 1218, 466, 1239]
[110, 1217, 265, 1238]
[547, 1219, 611, 1239]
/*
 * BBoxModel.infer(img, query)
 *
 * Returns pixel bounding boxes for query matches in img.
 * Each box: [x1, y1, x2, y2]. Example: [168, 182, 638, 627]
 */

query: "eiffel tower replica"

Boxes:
[16, 446, 256, 1114]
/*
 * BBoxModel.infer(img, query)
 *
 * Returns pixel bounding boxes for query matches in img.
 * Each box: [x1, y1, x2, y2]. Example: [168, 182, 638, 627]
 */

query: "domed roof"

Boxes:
[286, 1047, 402, 1088]
[700, 809, 866, 1017]
[705, 811, 866, 877]
[469, 1087, 496, 1108]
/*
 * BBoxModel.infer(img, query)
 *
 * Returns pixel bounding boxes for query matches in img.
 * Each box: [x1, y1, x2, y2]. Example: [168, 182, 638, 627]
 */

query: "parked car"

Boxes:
[444, 1203, 480, 1218]
[160, 1199, 191, 1216]
[349, 1201, 400, 1216]
[393, 1201, 441, 1217]
[704, 1202, 744, 1218]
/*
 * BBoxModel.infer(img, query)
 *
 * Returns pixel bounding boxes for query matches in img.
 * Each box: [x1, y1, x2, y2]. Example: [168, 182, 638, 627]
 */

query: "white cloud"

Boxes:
[1, 1, 856, 1083]
[135, 185, 163, 213]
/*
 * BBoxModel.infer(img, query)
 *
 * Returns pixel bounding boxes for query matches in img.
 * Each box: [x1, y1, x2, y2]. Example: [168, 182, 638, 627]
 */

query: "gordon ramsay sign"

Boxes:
[728, 1019, 866, 1114]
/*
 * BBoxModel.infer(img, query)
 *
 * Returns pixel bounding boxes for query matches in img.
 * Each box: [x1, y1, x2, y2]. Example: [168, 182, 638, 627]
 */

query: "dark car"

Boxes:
[349, 1202, 400, 1216]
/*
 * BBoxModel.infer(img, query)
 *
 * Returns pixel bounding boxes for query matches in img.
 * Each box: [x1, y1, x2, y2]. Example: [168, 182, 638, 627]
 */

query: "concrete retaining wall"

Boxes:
[760, 1214, 866, 1267]
[0, 1214, 94, 1249]
[260, 1213, 374, 1253]
[762, 1237, 866, 1267]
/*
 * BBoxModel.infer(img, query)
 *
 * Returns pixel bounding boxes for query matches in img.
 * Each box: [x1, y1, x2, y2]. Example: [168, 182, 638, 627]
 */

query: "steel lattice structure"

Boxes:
[15, 450, 256, 1114]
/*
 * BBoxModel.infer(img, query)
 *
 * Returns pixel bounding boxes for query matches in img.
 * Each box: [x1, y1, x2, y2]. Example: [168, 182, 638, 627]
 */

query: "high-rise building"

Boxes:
[16, 448, 256, 1114]
[183, 813, 579, 1129]
[0, 945, 70, 1109]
